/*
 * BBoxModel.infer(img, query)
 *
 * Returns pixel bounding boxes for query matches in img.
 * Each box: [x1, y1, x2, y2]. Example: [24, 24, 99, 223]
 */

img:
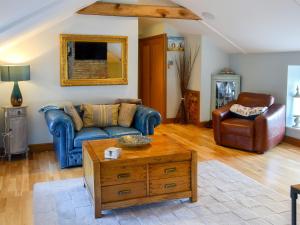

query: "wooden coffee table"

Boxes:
[83, 134, 198, 218]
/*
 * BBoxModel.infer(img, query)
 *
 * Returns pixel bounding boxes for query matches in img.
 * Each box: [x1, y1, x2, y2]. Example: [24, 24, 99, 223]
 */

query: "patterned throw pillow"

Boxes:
[64, 103, 83, 131]
[230, 104, 268, 120]
[81, 104, 120, 128]
[118, 103, 137, 127]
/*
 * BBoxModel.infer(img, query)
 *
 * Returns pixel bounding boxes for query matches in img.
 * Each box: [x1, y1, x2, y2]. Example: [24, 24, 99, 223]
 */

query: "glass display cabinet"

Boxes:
[211, 74, 241, 112]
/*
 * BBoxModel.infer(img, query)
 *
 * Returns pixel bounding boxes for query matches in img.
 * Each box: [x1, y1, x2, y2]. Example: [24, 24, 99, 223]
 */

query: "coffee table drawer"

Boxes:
[149, 176, 191, 196]
[149, 161, 190, 180]
[102, 182, 147, 203]
[101, 165, 147, 186]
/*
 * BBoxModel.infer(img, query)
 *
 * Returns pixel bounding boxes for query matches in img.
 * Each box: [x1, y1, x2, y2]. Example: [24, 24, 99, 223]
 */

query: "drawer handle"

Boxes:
[164, 183, 177, 189]
[117, 173, 130, 179]
[118, 189, 131, 195]
[164, 167, 176, 174]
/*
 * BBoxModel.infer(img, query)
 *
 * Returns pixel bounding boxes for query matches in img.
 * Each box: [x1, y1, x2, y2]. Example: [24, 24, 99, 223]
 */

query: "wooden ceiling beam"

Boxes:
[77, 2, 201, 20]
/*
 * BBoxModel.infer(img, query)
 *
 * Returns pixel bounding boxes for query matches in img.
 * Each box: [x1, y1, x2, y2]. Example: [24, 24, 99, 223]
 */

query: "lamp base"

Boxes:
[11, 81, 23, 107]
[293, 116, 300, 128]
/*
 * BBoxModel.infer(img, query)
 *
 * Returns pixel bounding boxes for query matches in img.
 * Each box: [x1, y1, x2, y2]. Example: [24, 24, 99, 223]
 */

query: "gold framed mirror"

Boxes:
[60, 34, 128, 86]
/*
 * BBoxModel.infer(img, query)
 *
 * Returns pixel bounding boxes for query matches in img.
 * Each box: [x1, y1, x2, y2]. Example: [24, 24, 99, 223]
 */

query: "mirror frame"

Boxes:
[60, 34, 128, 86]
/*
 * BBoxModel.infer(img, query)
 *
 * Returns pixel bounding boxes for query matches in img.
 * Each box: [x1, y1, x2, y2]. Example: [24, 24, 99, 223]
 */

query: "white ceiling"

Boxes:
[172, 0, 300, 53]
[1, 0, 300, 53]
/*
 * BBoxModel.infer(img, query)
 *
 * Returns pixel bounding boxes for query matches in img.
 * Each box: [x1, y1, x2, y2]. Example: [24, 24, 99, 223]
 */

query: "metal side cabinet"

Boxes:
[3, 106, 28, 160]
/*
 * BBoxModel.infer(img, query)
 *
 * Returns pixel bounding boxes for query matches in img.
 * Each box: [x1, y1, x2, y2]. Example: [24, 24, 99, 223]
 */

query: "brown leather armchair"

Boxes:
[212, 92, 286, 153]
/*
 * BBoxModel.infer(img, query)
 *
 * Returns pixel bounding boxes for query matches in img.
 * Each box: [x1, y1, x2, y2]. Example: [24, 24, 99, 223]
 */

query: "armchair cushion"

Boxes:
[104, 126, 142, 138]
[74, 127, 109, 148]
[221, 118, 254, 137]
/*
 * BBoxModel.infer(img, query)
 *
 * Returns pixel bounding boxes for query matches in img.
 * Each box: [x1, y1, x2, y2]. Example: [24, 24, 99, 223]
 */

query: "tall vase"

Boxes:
[176, 97, 187, 124]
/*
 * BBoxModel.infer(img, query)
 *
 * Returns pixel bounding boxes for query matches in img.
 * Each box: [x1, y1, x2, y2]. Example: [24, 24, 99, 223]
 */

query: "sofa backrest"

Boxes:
[237, 92, 274, 107]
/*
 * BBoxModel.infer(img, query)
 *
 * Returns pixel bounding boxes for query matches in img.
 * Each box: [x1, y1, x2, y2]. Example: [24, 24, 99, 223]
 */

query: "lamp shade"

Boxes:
[0, 65, 30, 82]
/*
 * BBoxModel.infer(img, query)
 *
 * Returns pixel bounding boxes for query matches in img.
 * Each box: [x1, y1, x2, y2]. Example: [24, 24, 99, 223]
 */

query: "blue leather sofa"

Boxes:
[44, 105, 161, 168]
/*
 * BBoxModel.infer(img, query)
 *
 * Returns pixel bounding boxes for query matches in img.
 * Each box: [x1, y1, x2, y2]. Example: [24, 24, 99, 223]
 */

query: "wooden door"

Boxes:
[139, 34, 166, 121]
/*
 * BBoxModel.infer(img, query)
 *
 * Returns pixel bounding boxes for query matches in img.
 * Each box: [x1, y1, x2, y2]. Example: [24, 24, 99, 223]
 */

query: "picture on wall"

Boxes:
[167, 37, 184, 51]
[60, 34, 128, 86]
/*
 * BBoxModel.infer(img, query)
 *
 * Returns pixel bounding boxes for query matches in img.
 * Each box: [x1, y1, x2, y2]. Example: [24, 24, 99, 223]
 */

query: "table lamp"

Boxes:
[0, 65, 30, 107]
[293, 85, 300, 128]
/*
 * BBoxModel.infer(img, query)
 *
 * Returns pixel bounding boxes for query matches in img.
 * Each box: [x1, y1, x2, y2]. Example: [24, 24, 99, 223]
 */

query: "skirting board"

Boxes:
[29, 143, 54, 152]
[284, 136, 300, 148]
[164, 118, 210, 128]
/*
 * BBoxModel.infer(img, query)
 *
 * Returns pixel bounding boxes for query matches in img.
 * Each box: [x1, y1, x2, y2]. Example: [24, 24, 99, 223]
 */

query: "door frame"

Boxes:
[138, 33, 167, 122]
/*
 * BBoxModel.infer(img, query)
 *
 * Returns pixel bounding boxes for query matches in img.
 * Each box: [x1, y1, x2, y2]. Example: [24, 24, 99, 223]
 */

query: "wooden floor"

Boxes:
[1, 124, 300, 225]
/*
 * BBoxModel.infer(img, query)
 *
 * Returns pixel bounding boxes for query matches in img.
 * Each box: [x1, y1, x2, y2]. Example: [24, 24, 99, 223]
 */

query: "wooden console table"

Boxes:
[83, 134, 197, 218]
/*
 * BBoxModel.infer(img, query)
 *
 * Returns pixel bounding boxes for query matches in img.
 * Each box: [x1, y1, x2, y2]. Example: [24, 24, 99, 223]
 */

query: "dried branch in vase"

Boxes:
[175, 45, 200, 124]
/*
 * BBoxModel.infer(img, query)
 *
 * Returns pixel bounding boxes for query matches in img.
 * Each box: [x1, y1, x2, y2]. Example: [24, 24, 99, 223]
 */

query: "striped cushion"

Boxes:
[81, 104, 120, 128]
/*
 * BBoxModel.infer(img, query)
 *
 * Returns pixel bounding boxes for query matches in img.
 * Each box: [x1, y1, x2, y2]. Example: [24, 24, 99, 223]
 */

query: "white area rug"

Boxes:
[33, 160, 296, 225]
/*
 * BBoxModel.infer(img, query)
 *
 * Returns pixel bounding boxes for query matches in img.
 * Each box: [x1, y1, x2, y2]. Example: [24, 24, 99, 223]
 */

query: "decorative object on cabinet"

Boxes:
[60, 34, 128, 86]
[0, 65, 30, 107]
[167, 37, 184, 51]
[219, 67, 235, 74]
[2, 106, 28, 160]
[293, 85, 300, 128]
[211, 74, 241, 113]
[184, 89, 200, 125]
[175, 45, 200, 124]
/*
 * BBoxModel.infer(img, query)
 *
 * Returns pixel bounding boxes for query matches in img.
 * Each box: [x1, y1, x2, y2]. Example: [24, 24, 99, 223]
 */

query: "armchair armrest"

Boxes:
[44, 109, 75, 150]
[212, 101, 236, 144]
[133, 105, 161, 135]
[254, 104, 285, 153]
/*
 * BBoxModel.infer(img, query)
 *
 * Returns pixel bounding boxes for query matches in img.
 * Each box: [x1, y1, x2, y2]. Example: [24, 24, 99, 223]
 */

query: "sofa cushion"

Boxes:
[64, 103, 83, 131]
[118, 103, 137, 127]
[81, 104, 120, 128]
[221, 118, 254, 137]
[74, 127, 109, 148]
[104, 126, 142, 138]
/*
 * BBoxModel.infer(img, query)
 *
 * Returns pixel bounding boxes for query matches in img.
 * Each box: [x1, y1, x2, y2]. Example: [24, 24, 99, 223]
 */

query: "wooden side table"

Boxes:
[2, 106, 29, 160]
[291, 184, 300, 225]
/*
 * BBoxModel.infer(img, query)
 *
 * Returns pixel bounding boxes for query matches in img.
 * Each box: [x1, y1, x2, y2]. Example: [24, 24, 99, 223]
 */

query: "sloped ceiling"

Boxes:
[0, 0, 95, 52]
[172, 0, 300, 53]
[1, 0, 300, 53]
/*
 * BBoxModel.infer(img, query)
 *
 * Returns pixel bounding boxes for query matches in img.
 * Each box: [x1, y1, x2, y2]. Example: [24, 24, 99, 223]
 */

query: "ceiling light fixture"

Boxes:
[201, 12, 215, 20]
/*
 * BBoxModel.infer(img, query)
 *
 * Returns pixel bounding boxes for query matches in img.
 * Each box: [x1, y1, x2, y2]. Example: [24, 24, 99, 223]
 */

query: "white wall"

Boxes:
[166, 35, 201, 119]
[229, 52, 300, 104]
[0, 15, 139, 145]
[229, 52, 300, 138]
[200, 36, 230, 122]
[139, 20, 230, 121]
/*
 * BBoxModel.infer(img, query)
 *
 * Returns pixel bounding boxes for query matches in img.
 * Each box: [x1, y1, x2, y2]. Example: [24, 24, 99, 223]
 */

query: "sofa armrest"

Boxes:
[254, 104, 286, 153]
[212, 101, 236, 144]
[133, 105, 161, 135]
[44, 109, 75, 150]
